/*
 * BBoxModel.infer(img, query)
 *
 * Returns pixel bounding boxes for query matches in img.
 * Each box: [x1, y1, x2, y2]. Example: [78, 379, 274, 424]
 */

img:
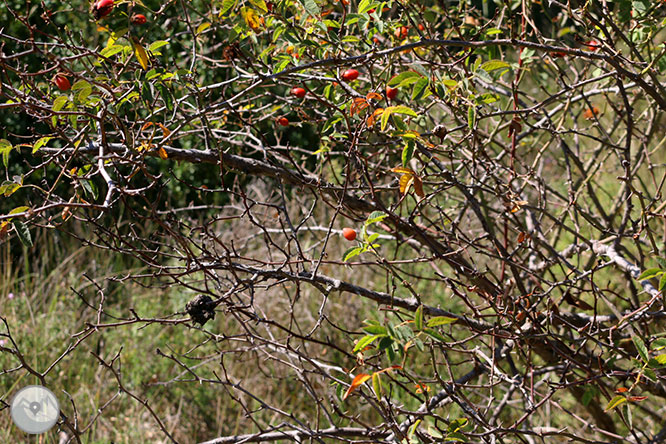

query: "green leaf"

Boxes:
[32, 136, 53, 154]
[301, 0, 321, 17]
[411, 77, 429, 100]
[604, 395, 627, 411]
[372, 372, 382, 399]
[219, 0, 236, 16]
[0, 139, 13, 167]
[650, 354, 666, 365]
[362, 324, 387, 335]
[633, 336, 649, 363]
[637, 268, 662, 281]
[0, 181, 21, 197]
[480, 60, 510, 72]
[13, 221, 33, 247]
[659, 273, 666, 291]
[401, 141, 414, 167]
[52, 95, 68, 112]
[448, 418, 468, 432]
[196, 22, 211, 35]
[414, 305, 423, 331]
[100, 45, 125, 59]
[358, 0, 378, 14]
[365, 211, 387, 226]
[343, 246, 363, 261]
[643, 368, 657, 381]
[468, 106, 476, 129]
[652, 338, 666, 351]
[248, 0, 268, 13]
[8, 206, 29, 216]
[427, 316, 458, 327]
[388, 71, 422, 87]
[354, 334, 380, 352]
[424, 328, 447, 342]
[148, 40, 170, 53]
[581, 386, 597, 406]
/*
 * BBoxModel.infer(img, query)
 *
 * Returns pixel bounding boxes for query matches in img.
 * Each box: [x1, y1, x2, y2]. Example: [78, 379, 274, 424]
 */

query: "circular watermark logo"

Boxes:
[10, 385, 60, 434]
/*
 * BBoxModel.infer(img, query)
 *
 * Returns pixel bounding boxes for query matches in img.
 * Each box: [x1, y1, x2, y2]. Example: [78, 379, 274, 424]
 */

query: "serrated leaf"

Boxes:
[637, 268, 662, 281]
[13, 220, 33, 247]
[388, 71, 422, 87]
[343, 246, 363, 262]
[633, 336, 649, 363]
[604, 395, 627, 411]
[354, 334, 380, 352]
[219, 0, 236, 16]
[427, 316, 458, 327]
[301, 0, 321, 17]
[365, 211, 387, 226]
[362, 324, 387, 335]
[480, 60, 511, 72]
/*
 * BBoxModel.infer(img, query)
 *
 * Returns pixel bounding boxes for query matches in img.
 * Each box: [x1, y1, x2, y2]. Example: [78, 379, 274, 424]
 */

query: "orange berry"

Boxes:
[277, 117, 289, 126]
[386, 86, 398, 100]
[130, 13, 146, 25]
[342, 228, 357, 241]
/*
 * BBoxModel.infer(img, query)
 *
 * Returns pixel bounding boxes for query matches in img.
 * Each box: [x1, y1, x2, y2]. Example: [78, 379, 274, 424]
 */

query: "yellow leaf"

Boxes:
[158, 147, 168, 159]
[241, 7, 263, 32]
[157, 123, 171, 138]
[391, 166, 414, 175]
[132, 38, 150, 70]
[343, 373, 371, 400]
[399, 174, 414, 195]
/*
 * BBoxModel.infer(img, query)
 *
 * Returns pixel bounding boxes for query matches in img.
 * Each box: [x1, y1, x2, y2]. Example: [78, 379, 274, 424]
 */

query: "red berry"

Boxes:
[386, 86, 398, 100]
[53, 74, 70, 91]
[291, 87, 306, 98]
[131, 13, 147, 25]
[342, 228, 357, 241]
[277, 117, 289, 127]
[341, 69, 359, 81]
[418, 23, 425, 31]
[92, 0, 114, 20]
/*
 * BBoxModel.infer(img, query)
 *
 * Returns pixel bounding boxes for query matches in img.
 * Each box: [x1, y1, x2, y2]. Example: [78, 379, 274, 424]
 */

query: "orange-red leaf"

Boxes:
[343, 373, 371, 400]
[158, 147, 168, 159]
[583, 106, 601, 120]
[413, 175, 424, 198]
[366, 92, 382, 101]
